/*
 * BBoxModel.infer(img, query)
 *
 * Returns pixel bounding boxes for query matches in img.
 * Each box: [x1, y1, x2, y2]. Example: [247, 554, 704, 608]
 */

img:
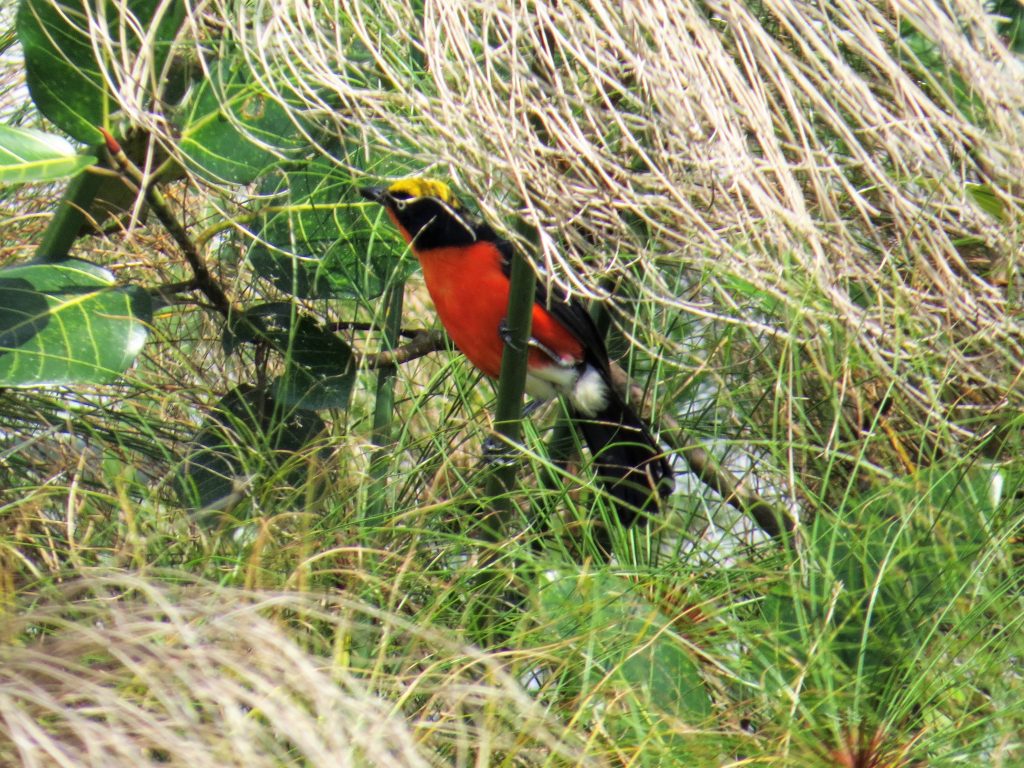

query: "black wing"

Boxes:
[490, 234, 612, 375]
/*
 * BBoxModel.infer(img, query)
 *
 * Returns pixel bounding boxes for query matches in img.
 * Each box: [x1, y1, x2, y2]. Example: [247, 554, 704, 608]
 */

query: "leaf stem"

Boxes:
[364, 279, 406, 528]
[481, 247, 536, 538]
[32, 160, 105, 263]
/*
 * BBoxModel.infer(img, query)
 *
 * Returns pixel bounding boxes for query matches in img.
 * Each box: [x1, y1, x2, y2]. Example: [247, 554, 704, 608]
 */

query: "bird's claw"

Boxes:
[481, 433, 519, 468]
[498, 318, 575, 367]
[497, 318, 521, 351]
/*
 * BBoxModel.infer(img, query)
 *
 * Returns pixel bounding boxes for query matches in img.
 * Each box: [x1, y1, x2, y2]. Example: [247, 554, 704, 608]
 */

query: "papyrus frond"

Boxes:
[100, 0, 1023, 433]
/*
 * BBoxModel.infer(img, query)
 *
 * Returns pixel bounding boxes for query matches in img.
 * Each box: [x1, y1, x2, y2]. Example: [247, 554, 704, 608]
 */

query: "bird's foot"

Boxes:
[498, 319, 575, 367]
[481, 433, 519, 468]
[521, 399, 545, 419]
[497, 318, 522, 351]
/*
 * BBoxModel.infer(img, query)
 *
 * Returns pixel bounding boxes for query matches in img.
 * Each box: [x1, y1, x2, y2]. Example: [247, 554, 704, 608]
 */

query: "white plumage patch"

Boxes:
[569, 365, 609, 417]
[525, 358, 578, 401]
[524, 360, 609, 416]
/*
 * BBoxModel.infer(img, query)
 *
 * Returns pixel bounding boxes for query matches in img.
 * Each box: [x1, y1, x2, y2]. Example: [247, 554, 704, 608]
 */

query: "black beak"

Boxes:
[359, 186, 388, 204]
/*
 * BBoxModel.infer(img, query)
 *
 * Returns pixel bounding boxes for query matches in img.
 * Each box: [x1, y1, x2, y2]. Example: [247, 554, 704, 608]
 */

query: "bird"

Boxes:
[360, 178, 673, 526]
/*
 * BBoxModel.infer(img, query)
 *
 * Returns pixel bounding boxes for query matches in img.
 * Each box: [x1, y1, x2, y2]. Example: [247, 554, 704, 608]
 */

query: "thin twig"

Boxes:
[327, 320, 426, 339]
[101, 127, 442, 369]
[146, 279, 198, 302]
[98, 127, 236, 319]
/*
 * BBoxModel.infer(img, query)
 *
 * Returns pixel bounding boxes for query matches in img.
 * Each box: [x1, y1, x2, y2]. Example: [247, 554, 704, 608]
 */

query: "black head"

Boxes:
[360, 178, 480, 250]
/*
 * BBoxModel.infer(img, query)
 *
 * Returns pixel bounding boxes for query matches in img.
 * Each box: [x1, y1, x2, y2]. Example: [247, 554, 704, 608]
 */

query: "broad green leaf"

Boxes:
[225, 302, 356, 411]
[537, 569, 711, 760]
[0, 124, 95, 184]
[17, 0, 186, 144]
[247, 159, 408, 299]
[0, 259, 151, 386]
[176, 385, 326, 514]
[17, 0, 106, 143]
[177, 61, 304, 184]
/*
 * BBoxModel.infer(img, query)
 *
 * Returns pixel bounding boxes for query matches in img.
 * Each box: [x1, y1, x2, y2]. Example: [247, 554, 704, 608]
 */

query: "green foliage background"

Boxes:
[0, 0, 1021, 765]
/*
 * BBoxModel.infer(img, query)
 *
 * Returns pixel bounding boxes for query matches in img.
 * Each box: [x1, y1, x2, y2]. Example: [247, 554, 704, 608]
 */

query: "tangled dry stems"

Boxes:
[91, 0, 1023, 439]
[0, 572, 590, 767]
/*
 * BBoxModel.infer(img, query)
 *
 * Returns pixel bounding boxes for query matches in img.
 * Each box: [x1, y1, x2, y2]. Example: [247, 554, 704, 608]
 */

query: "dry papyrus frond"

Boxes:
[0, 572, 592, 767]
[100, 0, 1023, 438]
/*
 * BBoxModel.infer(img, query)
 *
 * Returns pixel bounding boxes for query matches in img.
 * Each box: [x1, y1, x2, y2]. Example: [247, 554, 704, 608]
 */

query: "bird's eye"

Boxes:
[388, 190, 412, 211]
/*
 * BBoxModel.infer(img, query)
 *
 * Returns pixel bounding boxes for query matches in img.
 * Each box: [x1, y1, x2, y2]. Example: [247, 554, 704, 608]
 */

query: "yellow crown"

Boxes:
[387, 178, 461, 208]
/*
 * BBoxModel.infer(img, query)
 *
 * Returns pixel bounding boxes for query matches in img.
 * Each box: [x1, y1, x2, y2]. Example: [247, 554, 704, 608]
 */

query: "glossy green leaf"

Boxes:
[225, 303, 356, 411]
[176, 385, 326, 513]
[177, 61, 304, 184]
[0, 124, 95, 184]
[17, 0, 185, 144]
[247, 159, 408, 299]
[0, 259, 151, 386]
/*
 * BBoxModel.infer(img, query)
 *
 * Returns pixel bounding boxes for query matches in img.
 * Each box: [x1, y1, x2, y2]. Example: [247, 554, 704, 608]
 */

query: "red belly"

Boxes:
[416, 243, 584, 378]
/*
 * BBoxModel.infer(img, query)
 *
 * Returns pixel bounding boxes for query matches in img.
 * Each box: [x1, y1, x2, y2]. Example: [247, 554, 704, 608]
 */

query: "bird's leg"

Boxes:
[481, 434, 518, 468]
[480, 399, 547, 466]
[498, 318, 575, 367]
[521, 399, 545, 418]
[484, 320, 562, 467]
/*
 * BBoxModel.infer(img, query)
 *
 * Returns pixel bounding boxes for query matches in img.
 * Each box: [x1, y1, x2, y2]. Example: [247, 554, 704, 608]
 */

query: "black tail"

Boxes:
[574, 392, 674, 527]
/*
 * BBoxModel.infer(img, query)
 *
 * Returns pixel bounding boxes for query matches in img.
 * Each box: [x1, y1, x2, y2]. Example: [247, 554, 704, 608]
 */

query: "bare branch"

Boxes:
[355, 330, 449, 370]
[608, 362, 797, 542]
[99, 128, 236, 319]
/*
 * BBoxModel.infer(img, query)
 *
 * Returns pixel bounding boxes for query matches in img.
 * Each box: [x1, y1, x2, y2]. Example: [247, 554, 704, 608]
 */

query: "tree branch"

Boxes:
[355, 330, 448, 370]
[607, 362, 797, 542]
[327, 320, 426, 339]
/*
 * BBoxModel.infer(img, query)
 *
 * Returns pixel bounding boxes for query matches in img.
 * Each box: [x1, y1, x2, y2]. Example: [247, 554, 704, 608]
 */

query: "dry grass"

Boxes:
[0, 572, 592, 767]
[204, 0, 1019, 436]
[65, 0, 1023, 468]
[2, 2, 1022, 763]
